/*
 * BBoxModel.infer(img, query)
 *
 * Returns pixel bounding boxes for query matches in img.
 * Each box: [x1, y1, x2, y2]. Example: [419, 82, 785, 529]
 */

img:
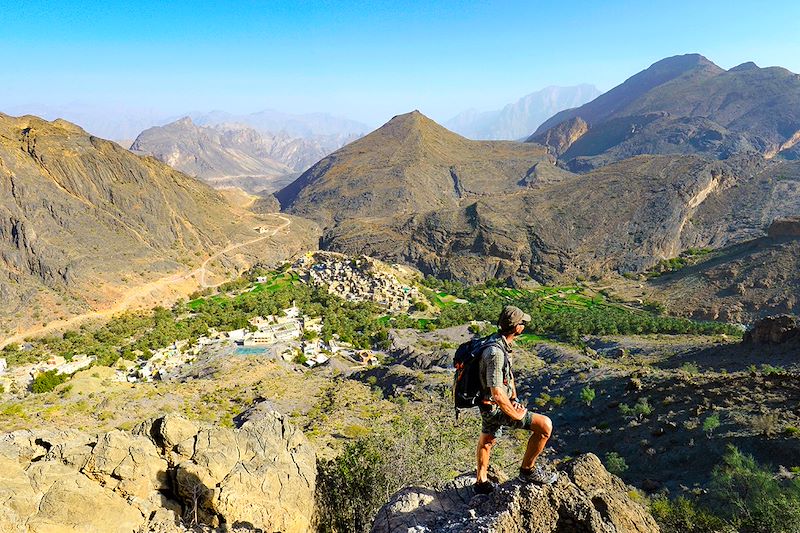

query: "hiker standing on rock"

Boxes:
[475, 305, 558, 494]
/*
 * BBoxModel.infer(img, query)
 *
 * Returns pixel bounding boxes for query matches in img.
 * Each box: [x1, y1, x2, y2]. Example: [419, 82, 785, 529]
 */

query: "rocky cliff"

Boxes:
[371, 454, 659, 533]
[0, 411, 315, 532]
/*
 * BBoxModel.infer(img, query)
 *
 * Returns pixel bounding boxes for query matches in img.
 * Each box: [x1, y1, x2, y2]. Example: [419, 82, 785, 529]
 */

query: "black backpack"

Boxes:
[452, 335, 507, 416]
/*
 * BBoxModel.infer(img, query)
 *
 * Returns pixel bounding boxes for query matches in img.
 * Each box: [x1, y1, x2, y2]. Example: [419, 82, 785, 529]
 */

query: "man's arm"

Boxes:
[490, 386, 526, 421]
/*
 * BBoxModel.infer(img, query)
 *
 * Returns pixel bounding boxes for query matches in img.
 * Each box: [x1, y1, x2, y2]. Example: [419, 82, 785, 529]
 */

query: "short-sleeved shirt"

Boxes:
[478, 333, 514, 402]
[478, 334, 533, 436]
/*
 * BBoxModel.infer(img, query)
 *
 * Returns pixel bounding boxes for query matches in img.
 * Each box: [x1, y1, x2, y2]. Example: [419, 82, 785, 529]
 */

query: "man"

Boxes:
[475, 305, 558, 494]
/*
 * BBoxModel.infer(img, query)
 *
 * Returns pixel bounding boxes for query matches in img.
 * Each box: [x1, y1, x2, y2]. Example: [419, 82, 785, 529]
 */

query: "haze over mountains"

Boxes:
[445, 84, 601, 140]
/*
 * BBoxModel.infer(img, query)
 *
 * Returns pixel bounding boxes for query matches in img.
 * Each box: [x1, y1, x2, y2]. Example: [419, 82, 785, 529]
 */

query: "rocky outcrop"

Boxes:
[533, 116, 589, 157]
[743, 314, 800, 345]
[0, 410, 315, 533]
[767, 216, 800, 239]
[371, 454, 660, 533]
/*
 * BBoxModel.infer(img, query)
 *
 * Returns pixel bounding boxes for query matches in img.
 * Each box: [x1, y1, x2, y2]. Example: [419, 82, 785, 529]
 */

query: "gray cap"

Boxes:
[498, 305, 531, 331]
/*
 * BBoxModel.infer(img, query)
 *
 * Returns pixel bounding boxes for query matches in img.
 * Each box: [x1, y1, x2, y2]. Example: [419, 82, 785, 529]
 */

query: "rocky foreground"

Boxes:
[0, 410, 315, 532]
[371, 454, 659, 533]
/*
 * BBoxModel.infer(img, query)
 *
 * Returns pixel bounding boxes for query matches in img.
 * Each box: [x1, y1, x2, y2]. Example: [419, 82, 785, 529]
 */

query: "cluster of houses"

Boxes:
[0, 353, 94, 393]
[295, 252, 422, 313]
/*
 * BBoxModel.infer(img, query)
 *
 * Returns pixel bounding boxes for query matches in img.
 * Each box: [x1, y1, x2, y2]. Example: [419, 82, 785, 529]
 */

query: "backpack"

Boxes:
[452, 335, 508, 417]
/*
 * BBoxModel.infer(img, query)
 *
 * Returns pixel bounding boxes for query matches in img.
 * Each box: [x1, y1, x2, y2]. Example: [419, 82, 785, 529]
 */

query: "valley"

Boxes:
[1, 42, 799, 533]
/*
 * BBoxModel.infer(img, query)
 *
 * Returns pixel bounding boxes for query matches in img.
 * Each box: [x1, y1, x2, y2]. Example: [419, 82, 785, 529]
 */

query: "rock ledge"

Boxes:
[371, 454, 660, 533]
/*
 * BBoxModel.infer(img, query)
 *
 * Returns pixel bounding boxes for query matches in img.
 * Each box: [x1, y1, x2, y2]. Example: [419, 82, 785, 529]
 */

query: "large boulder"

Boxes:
[743, 314, 800, 345]
[371, 454, 660, 533]
[0, 410, 315, 532]
[767, 216, 800, 239]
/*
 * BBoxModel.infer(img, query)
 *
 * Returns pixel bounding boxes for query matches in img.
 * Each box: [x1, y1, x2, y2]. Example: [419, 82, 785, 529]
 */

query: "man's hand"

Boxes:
[490, 387, 527, 421]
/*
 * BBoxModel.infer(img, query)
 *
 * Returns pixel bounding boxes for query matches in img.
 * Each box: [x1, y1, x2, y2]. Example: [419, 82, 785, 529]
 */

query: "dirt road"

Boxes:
[0, 215, 292, 349]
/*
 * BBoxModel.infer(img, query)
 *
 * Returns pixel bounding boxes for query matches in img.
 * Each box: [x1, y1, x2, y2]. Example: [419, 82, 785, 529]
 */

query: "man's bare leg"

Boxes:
[521, 414, 553, 470]
[476, 433, 497, 483]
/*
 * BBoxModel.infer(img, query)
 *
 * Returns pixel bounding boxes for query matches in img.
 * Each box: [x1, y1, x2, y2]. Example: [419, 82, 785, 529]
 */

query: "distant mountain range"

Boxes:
[530, 54, 800, 171]
[4, 104, 368, 145]
[445, 85, 601, 140]
[189, 109, 369, 138]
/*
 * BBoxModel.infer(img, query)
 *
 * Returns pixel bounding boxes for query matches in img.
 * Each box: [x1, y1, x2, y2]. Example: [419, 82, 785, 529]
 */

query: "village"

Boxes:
[294, 251, 424, 313]
[0, 252, 426, 397]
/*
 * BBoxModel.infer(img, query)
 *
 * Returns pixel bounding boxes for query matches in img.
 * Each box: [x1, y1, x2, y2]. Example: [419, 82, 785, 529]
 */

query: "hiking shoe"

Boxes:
[473, 480, 496, 494]
[519, 465, 559, 485]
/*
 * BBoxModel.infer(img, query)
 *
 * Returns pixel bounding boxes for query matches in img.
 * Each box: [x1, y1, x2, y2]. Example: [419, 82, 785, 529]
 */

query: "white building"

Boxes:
[0, 358, 6, 375]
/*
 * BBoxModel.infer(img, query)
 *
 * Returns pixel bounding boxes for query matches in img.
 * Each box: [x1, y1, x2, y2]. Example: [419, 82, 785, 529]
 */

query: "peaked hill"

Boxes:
[0, 113, 317, 336]
[276, 110, 552, 226]
[530, 54, 800, 170]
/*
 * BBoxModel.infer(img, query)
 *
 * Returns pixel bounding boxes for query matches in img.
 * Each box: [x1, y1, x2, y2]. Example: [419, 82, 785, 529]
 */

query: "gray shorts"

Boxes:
[479, 405, 534, 437]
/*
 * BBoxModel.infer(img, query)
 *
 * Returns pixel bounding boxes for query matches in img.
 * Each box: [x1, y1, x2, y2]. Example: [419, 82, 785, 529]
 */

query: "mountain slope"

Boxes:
[277, 110, 551, 226]
[646, 217, 800, 323]
[444, 84, 601, 140]
[0, 113, 317, 335]
[530, 54, 800, 170]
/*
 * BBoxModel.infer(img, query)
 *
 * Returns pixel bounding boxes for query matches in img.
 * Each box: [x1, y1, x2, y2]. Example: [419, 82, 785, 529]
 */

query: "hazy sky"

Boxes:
[3, 0, 800, 127]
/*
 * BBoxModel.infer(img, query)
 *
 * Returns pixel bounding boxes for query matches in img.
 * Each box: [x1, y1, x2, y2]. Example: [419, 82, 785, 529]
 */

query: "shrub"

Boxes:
[702, 413, 721, 438]
[31, 369, 69, 393]
[650, 495, 727, 533]
[750, 412, 780, 437]
[681, 362, 700, 375]
[604, 452, 628, 476]
[708, 445, 800, 533]
[580, 386, 596, 406]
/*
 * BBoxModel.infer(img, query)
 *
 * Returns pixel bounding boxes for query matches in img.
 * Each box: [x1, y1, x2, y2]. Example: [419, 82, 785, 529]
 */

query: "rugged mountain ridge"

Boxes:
[647, 216, 800, 323]
[445, 84, 601, 140]
[530, 54, 800, 171]
[279, 109, 800, 289]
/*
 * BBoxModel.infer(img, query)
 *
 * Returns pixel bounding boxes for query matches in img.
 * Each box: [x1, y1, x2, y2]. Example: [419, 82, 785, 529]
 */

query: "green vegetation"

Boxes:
[703, 413, 721, 438]
[646, 248, 713, 278]
[31, 369, 69, 393]
[580, 386, 596, 407]
[604, 452, 628, 475]
[654, 446, 800, 533]
[422, 277, 740, 344]
[315, 400, 490, 533]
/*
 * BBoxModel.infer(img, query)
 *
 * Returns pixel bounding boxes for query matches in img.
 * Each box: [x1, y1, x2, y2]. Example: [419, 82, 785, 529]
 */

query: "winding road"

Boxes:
[0, 214, 293, 349]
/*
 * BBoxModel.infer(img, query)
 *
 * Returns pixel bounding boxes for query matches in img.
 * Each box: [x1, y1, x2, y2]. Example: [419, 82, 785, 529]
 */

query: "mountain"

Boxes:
[130, 118, 297, 194]
[276, 110, 552, 227]
[445, 84, 601, 140]
[530, 54, 800, 171]
[277, 111, 800, 294]
[0, 113, 317, 335]
[190, 109, 369, 138]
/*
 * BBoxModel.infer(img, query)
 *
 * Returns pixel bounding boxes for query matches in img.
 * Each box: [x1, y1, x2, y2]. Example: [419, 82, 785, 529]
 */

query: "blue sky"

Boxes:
[2, 0, 799, 127]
